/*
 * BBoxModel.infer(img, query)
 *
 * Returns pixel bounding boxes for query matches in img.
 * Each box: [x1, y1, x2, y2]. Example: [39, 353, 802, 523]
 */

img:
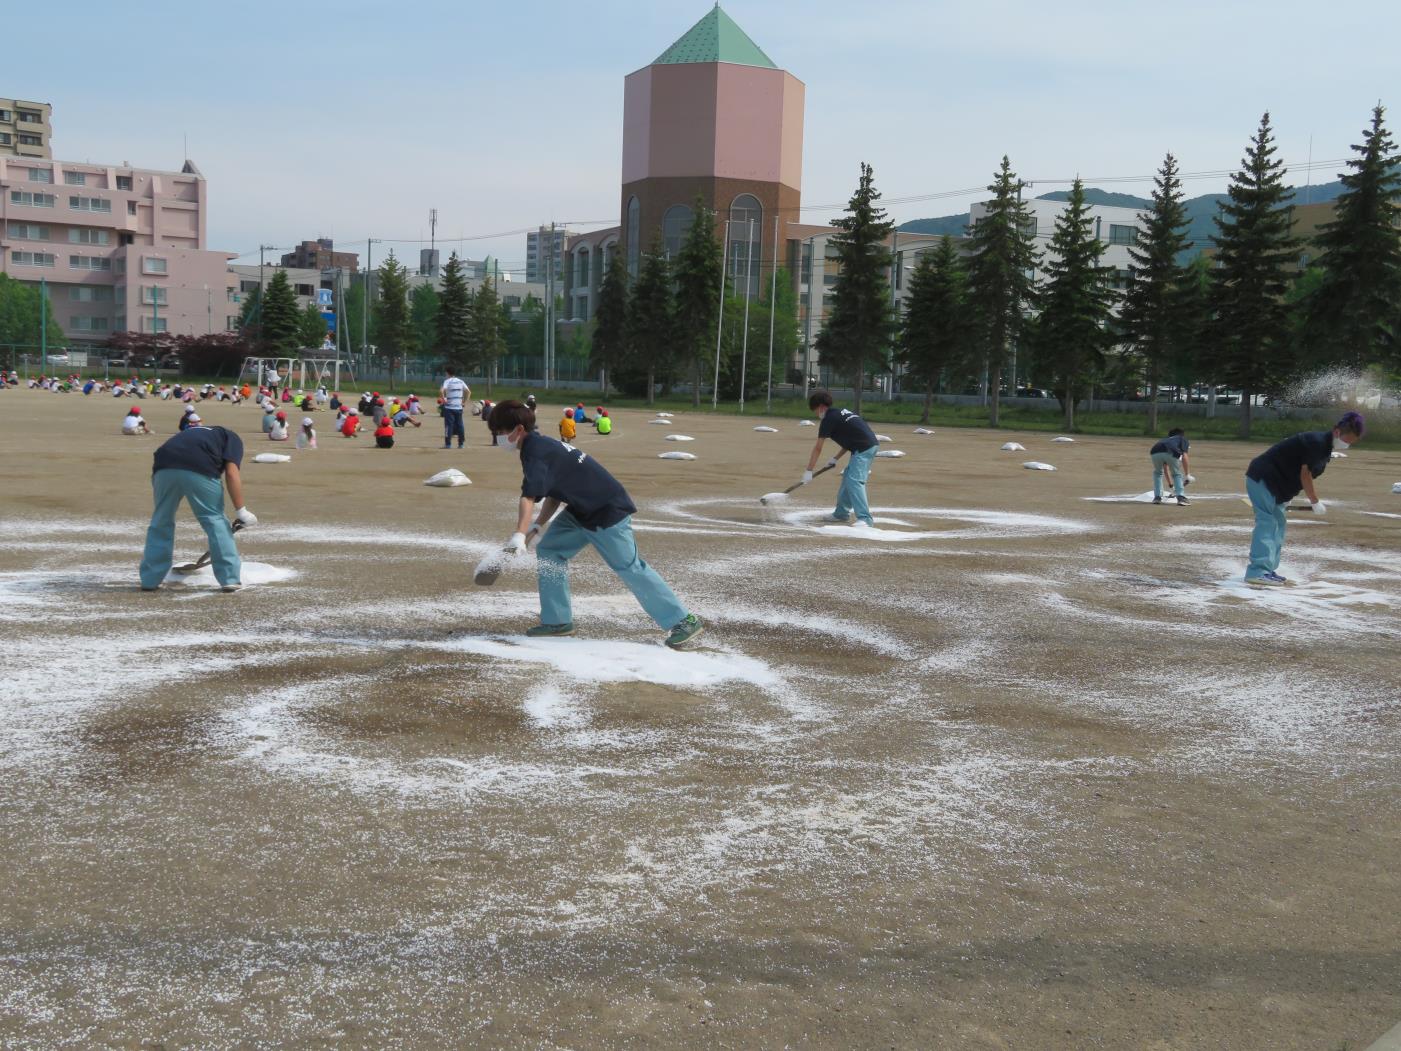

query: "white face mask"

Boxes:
[499, 432, 521, 451]
[1334, 432, 1352, 448]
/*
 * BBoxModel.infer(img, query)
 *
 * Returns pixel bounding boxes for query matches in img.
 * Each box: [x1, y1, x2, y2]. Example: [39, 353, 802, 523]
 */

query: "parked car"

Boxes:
[1016, 387, 1050, 399]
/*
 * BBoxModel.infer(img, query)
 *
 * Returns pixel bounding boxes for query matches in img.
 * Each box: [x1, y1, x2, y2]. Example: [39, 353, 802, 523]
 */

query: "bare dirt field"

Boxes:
[2, 387, 1399, 1050]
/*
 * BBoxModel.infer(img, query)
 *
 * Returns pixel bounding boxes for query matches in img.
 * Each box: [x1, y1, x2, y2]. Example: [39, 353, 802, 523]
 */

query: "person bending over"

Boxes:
[1150, 427, 1191, 505]
[488, 400, 703, 649]
[800, 389, 880, 526]
[1243, 412, 1364, 588]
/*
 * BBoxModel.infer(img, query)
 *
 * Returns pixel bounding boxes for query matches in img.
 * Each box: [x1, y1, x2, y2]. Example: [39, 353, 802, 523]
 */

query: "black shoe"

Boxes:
[1152, 496, 1162, 504]
[1176, 495, 1189, 506]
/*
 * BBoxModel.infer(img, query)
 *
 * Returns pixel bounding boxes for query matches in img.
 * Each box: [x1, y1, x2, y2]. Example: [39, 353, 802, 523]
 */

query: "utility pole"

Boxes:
[711, 219, 731, 409]
[39, 276, 47, 372]
[544, 222, 554, 390]
[205, 284, 211, 334]
[739, 218, 754, 413]
[889, 228, 899, 401]
[766, 214, 779, 413]
[364, 238, 378, 375]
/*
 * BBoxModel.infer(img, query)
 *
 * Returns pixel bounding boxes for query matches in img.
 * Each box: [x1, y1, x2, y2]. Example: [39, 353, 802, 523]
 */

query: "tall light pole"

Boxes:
[738, 217, 754, 413]
[803, 234, 817, 400]
[765, 213, 779, 413]
[711, 218, 732, 409]
[204, 283, 211, 334]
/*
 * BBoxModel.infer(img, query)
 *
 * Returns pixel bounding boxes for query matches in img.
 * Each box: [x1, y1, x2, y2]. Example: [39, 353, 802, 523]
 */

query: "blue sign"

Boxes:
[315, 289, 333, 307]
[321, 311, 336, 332]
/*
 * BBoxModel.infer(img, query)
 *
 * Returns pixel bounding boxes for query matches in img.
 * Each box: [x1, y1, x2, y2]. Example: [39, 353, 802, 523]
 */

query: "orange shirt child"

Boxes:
[559, 410, 577, 441]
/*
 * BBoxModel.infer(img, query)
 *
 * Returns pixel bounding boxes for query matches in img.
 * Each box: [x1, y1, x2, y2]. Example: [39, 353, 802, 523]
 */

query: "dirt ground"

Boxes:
[2, 386, 1399, 1050]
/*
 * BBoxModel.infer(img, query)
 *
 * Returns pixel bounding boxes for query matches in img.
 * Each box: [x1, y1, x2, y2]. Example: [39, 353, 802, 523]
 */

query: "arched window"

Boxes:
[662, 204, 694, 261]
[728, 194, 762, 296]
[573, 247, 590, 289]
[626, 196, 640, 279]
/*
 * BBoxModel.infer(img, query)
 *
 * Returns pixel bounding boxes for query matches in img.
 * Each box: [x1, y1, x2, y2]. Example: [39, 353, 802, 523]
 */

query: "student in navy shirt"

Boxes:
[800, 389, 880, 526]
[1149, 428, 1192, 505]
[138, 421, 258, 593]
[1242, 411, 1364, 588]
[488, 400, 704, 649]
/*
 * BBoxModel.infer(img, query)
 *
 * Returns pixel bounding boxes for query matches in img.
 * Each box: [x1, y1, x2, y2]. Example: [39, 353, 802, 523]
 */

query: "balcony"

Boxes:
[16, 141, 48, 158]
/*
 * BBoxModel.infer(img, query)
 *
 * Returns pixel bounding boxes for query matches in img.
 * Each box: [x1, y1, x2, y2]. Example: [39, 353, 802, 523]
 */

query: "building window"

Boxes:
[0, 109, 9, 121]
[574, 249, 590, 288]
[143, 256, 168, 275]
[662, 204, 694, 261]
[1019, 217, 1038, 239]
[69, 286, 115, 303]
[240, 280, 259, 293]
[7, 223, 50, 240]
[626, 196, 640, 279]
[10, 190, 55, 208]
[70, 196, 112, 213]
[12, 251, 56, 267]
[65, 172, 88, 186]
[71, 317, 111, 333]
[69, 228, 111, 246]
[141, 286, 169, 306]
[116, 175, 133, 191]
[295, 283, 314, 297]
[146, 317, 168, 333]
[70, 255, 113, 271]
[0, 133, 10, 145]
[729, 194, 763, 296]
[1108, 224, 1138, 246]
[18, 110, 42, 123]
[30, 168, 52, 183]
[18, 134, 42, 146]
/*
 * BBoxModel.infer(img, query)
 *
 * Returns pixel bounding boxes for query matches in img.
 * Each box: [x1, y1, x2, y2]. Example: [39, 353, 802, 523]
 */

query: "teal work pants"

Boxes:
[1244, 475, 1287, 581]
[536, 512, 687, 629]
[834, 446, 878, 525]
[140, 469, 240, 589]
[1152, 451, 1184, 499]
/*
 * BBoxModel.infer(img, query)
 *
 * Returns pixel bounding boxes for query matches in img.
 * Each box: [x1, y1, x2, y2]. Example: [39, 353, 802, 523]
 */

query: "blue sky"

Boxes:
[12, 0, 1399, 273]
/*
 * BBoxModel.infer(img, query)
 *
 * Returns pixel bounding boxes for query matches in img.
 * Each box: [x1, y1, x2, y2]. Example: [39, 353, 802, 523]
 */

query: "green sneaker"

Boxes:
[526, 622, 575, 639]
[665, 614, 705, 650]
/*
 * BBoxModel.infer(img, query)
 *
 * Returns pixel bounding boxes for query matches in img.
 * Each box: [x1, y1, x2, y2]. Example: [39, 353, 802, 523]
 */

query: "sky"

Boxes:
[12, 0, 1399, 275]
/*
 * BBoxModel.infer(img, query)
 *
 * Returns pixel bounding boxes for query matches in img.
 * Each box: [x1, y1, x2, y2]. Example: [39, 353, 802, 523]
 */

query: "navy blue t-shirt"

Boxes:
[519, 432, 636, 530]
[1246, 431, 1331, 503]
[152, 425, 244, 479]
[1151, 434, 1190, 458]
[818, 408, 878, 453]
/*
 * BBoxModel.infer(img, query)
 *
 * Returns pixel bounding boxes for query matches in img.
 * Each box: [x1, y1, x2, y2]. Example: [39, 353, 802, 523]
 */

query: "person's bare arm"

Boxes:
[224, 462, 245, 509]
[1300, 464, 1320, 504]
[806, 438, 827, 472]
[533, 497, 562, 533]
[514, 496, 537, 536]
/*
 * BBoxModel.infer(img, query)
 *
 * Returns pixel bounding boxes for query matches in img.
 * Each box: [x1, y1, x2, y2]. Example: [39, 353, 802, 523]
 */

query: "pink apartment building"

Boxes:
[0, 156, 237, 348]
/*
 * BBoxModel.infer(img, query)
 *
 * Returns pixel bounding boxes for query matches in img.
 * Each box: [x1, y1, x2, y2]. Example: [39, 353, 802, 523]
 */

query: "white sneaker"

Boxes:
[220, 582, 244, 593]
[852, 519, 871, 529]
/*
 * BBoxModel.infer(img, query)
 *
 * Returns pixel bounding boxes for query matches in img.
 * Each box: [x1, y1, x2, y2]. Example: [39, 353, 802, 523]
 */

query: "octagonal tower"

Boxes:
[620, 4, 804, 292]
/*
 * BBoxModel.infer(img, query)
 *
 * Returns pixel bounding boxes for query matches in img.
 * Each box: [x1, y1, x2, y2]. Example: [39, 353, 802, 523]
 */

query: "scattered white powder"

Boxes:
[163, 561, 297, 589]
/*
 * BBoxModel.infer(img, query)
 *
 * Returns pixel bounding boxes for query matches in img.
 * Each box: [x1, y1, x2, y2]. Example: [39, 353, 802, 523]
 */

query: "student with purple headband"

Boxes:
[1242, 411, 1364, 588]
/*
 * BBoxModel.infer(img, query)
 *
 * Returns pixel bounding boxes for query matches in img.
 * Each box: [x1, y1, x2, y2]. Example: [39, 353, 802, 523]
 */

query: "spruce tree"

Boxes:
[1034, 179, 1118, 431]
[591, 249, 631, 396]
[672, 198, 722, 406]
[471, 277, 504, 392]
[627, 240, 673, 405]
[814, 162, 895, 413]
[236, 284, 262, 343]
[373, 251, 413, 361]
[436, 252, 473, 369]
[409, 283, 440, 358]
[1210, 111, 1300, 437]
[297, 302, 327, 349]
[1308, 104, 1401, 370]
[1123, 152, 1190, 433]
[260, 269, 301, 355]
[898, 237, 971, 424]
[964, 156, 1040, 427]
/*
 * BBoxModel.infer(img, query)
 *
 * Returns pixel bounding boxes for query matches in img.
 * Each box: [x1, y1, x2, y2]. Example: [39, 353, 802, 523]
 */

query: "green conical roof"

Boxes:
[654, 5, 777, 69]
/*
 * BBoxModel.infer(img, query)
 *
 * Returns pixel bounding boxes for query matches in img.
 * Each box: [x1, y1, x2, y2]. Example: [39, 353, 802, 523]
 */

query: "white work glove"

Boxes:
[801, 470, 814, 485]
[1310, 500, 1327, 516]
[235, 506, 258, 526]
[826, 457, 839, 469]
[1185, 474, 1195, 486]
[505, 531, 527, 554]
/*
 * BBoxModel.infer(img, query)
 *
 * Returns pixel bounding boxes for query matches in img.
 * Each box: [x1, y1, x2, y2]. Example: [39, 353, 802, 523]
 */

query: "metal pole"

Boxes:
[766, 213, 779, 413]
[711, 219, 730, 409]
[40, 277, 47, 372]
[803, 235, 815, 400]
[205, 284, 211, 334]
[888, 229, 898, 401]
[364, 239, 374, 377]
[739, 218, 754, 413]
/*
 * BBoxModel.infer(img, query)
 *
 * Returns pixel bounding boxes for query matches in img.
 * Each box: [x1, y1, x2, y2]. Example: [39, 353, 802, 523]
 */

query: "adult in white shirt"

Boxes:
[439, 366, 470, 450]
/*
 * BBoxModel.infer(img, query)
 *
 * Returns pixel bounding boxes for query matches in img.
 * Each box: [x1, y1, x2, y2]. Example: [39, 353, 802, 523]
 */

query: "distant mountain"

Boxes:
[897, 180, 1347, 254]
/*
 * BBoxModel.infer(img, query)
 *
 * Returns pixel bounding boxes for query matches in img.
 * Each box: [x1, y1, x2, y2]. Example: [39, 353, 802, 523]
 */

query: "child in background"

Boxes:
[573, 402, 590, 425]
[560, 408, 577, 442]
[392, 405, 421, 428]
[596, 409, 612, 435]
[122, 407, 151, 435]
[179, 404, 198, 432]
[297, 417, 317, 450]
[261, 405, 277, 434]
[481, 399, 497, 444]
[373, 417, 396, 449]
[340, 411, 361, 438]
[269, 411, 290, 441]
[328, 392, 342, 412]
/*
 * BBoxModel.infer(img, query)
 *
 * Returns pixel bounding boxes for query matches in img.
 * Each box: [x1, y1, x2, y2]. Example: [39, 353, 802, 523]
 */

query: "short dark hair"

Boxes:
[1336, 411, 1365, 438]
[489, 399, 535, 435]
[808, 389, 833, 410]
[445, 365, 457, 376]
[1168, 427, 1185, 437]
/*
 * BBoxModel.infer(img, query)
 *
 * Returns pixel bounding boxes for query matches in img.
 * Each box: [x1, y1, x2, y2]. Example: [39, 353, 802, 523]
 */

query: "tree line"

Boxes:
[825, 104, 1401, 436]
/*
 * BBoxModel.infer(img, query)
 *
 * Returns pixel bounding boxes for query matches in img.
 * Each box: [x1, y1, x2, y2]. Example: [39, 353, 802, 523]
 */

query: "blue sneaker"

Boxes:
[1247, 573, 1286, 589]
